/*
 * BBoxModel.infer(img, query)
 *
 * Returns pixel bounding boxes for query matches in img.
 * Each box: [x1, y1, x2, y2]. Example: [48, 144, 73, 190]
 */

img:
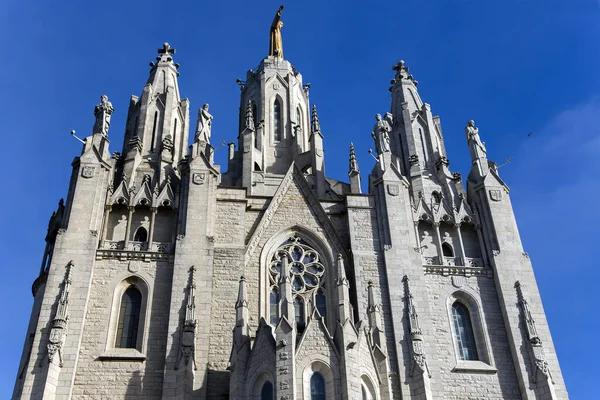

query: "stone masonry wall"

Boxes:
[425, 273, 521, 399]
[71, 258, 173, 399]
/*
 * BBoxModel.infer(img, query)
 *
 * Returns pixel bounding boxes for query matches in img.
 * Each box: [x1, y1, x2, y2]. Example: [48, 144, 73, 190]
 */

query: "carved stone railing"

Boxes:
[128, 241, 148, 251]
[443, 256, 463, 266]
[464, 257, 484, 267]
[423, 256, 439, 265]
[100, 240, 173, 254]
[424, 265, 493, 278]
[151, 242, 173, 253]
[103, 240, 124, 250]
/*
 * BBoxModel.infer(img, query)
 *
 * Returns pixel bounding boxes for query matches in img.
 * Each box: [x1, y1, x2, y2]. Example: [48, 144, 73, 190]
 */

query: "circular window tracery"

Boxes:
[270, 236, 325, 294]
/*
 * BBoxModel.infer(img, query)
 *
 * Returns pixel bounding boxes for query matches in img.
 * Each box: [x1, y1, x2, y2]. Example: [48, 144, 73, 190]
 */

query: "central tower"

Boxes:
[223, 6, 328, 198]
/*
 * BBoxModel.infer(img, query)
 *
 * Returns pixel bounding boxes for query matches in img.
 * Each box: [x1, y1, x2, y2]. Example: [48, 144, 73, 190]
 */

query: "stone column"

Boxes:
[124, 206, 135, 249]
[455, 223, 467, 266]
[147, 207, 157, 251]
[99, 205, 111, 249]
[433, 222, 443, 265]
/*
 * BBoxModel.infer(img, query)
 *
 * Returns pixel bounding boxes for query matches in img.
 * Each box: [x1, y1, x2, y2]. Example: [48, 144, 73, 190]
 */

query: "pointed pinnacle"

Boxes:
[245, 101, 255, 129]
[349, 142, 359, 173]
[311, 104, 321, 134]
[236, 276, 248, 308]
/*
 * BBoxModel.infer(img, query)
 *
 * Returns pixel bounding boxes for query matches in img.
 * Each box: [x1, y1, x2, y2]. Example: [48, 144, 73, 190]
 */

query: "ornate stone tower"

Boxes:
[13, 8, 567, 400]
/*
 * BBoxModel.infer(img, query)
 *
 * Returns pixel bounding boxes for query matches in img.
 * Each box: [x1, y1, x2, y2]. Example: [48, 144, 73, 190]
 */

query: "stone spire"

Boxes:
[244, 101, 255, 130]
[47, 261, 74, 367]
[335, 254, 352, 322]
[311, 104, 321, 135]
[120, 42, 190, 187]
[176, 266, 197, 370]
[367, 281, 384, 348]
[348, 142, 361, 194]
[235, 276, 249, 333]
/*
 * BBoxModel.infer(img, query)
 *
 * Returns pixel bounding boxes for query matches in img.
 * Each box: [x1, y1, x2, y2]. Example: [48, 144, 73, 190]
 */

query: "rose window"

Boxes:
[269, 236, 325, 294]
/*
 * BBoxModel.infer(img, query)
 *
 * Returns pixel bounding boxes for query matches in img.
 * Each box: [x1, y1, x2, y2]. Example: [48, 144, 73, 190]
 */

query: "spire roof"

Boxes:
[349, 142, 359, 173]
[311, 104, 321, 134]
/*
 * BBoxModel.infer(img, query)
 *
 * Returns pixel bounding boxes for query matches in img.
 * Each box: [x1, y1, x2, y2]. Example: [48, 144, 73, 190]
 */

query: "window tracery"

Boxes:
[269, 235, 326, 325]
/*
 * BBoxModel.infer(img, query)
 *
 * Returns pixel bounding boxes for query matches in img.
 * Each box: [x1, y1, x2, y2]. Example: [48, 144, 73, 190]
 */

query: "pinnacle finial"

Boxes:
[245, 101, 255, 129]
[349, 142, 359, 173]
[236, 275, 248, 308]
[311, 104, 321, 134]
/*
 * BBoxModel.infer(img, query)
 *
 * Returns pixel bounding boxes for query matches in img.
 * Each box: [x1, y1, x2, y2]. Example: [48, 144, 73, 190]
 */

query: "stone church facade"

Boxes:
[13, 32, 567, 400]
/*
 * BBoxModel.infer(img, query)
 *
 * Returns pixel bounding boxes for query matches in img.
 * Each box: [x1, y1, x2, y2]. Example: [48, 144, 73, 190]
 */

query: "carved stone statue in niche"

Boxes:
[195, 104, 213, 144]
[371, 113, 392, 155]
[93, 95, 114, 136]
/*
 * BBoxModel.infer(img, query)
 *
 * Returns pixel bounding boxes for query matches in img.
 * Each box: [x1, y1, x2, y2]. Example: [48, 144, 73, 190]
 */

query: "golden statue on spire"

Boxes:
[269, 5, 285, 58]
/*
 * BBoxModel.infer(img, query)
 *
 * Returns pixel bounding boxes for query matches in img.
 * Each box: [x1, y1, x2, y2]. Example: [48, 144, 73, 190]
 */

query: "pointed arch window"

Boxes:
[296, 106, 302, 130]
[362, 387, 368, 400]
[310, 373, 326, 400]
[260, 381, 274, 400]
[442, 242, 454, 257]
[134, 227, 148, 243]
[452, 302, 479, 361]
[268, 235, 326, 327]
[116, 287, 142, 348]
[274, 99, 282, 142]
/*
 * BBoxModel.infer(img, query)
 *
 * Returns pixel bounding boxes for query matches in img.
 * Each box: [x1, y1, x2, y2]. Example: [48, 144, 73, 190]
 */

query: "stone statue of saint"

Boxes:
[195, 104, 213, 143]
[465, 120, 486, 161]
[269, 5, 285, 58]
[371, 113, 392, 155]
[93, 95, 114, 136]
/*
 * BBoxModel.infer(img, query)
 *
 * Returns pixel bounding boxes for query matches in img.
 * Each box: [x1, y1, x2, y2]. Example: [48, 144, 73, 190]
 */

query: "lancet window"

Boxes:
[260, 381, 274, 400]
[452, 302, 479, 361]
[274, 99, 282, 142]
[116, 287, 142, 348]
[310, 373, 326, 400]
[269, 235, 326, 326]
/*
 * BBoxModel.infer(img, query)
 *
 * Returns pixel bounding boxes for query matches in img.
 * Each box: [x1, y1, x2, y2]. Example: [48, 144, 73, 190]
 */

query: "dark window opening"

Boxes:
[260, 381, 273, 400]
[442, 242, 454, 257]
[116, 287, 142, 348]
[310, 372, 326, 400]
[134, 227, 148, 243]
[274, 100, 282, 142]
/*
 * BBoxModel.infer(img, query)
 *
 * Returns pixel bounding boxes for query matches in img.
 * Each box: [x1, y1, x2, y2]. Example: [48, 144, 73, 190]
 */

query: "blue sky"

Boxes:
[1, 0, 598, 397]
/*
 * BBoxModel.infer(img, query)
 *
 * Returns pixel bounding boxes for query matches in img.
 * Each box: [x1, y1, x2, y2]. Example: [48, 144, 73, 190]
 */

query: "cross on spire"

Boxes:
[158, 42, 176, 55]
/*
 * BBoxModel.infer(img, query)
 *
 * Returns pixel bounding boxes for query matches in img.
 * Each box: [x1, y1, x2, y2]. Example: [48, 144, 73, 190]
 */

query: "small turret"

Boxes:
[348, 143, 361, 194]
[120, 43, 190, 188]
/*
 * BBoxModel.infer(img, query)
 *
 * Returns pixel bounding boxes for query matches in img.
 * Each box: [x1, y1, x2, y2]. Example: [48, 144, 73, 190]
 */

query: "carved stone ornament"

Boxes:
[409, 154, 420, 166]
[82, 166, 95, 179]
[452, 276, 466, 288]
[515, 281, 555, 385]
[128, 261, 140, 273]
[192, 173, 206, 185]
[387, 184, 399, 196]
[176, 266, 197, 371]
[402, 276, 432, 378]
[489, 189, 502, 202]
